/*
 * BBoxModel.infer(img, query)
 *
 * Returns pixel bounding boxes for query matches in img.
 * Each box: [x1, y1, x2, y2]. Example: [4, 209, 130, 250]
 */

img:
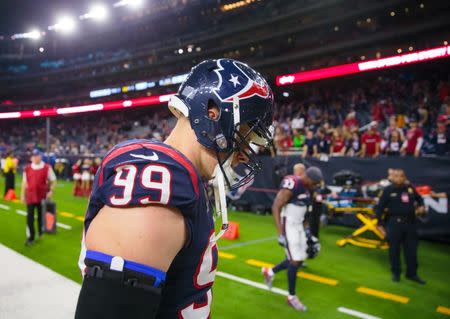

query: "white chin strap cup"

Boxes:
[213, 164, 229, 241]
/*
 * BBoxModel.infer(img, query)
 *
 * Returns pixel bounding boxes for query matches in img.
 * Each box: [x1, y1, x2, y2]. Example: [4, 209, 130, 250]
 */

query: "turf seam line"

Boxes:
[220, 236, 277, 250]
[356, 287, 409, 304]
[338, 307, 381, 319]
[216, 271, 289, 296]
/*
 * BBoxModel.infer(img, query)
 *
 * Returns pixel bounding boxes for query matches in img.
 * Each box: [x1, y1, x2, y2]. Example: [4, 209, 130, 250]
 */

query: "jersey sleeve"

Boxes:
[280, 175, 296, 191]
[97, 141, 200, 217]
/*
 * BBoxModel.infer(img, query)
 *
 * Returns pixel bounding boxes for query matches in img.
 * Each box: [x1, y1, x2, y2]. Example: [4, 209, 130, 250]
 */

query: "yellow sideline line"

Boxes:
[437, 306, 450, 315]
[75, 216, 85, 222]
[298, 271, 338, 286]
[245, 259, 338, 286]
[246, 259, 274, 269]
[218, 252, 236, 260]
[60, 212, 74, 218]
[357, 287, 409, 304]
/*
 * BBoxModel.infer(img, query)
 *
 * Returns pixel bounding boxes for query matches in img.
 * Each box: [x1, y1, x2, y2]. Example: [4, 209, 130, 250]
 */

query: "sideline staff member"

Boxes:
[3, 151, 17, 196]
[376, 169, 426, 284]
[21, 150, 57, 246]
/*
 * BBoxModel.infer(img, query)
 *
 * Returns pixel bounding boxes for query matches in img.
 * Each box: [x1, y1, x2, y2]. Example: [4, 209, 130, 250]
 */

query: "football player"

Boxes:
[262, 165, 323, 311]
[75, 59, 274, 319]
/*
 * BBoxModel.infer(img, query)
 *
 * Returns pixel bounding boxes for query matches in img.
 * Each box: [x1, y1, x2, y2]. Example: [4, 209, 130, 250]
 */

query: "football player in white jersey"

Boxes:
[262, 165, 323, 311]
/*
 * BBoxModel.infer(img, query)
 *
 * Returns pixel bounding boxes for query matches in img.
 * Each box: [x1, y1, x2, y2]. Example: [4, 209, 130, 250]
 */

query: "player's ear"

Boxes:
[207, 100, 220, 121]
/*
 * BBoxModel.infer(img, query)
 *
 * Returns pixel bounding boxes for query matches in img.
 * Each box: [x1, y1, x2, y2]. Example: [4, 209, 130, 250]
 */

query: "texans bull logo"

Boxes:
[213, 59, 270, 103]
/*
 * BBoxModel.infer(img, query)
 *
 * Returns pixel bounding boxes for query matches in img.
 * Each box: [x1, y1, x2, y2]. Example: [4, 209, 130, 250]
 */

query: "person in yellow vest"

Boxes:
[3, 151, 17, 197]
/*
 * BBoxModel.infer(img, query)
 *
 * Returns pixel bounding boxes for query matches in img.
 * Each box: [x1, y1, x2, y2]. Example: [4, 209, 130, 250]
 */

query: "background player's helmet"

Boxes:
[168, 58, 274, 189]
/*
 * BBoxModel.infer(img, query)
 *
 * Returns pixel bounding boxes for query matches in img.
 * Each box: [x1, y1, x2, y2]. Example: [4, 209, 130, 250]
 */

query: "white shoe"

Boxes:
[287, 295, 307, 312]
[261, 267, 274, 289]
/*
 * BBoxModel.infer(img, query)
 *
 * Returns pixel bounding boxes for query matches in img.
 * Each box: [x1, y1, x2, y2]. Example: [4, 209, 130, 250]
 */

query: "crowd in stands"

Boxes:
[0, 74, 449, 161]
[273, 76, 450, 157]
[0, 107, 175, 159]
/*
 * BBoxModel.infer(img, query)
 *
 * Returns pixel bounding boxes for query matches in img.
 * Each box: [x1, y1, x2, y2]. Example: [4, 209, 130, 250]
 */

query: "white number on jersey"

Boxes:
[282, 177, 295, 190]
[109, 164, 171, 206]
[179, 290, 212, 319]
[140, 164, 171, 205]
[110, 165, 137, 206]
[179, 232, 217, 319]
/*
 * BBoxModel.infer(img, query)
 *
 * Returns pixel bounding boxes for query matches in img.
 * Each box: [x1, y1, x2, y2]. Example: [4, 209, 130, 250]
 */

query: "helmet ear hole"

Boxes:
[207, 100, 220, 121]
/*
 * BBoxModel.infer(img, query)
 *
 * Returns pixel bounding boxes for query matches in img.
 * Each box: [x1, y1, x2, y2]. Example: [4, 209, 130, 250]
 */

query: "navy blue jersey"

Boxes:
[304, 137, 318, 156]
[84, 139, 218, 319]
[280, 175, 311, 206]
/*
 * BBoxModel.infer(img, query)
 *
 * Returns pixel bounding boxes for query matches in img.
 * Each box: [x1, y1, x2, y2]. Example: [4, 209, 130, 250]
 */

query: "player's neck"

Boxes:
[165, 117, 216, 179]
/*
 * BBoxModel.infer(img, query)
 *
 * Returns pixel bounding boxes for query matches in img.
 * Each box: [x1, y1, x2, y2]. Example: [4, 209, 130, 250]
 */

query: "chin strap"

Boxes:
[213, 165, 229, 241]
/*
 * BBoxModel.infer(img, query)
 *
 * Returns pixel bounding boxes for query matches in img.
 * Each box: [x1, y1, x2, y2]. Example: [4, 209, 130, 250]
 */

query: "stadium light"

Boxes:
[39, 47, 45, 53]
[80, 4, 108, 21]
[29, 30, 42, 40]
[49, 16, 76, 33]
[113, 0, 144, 8]
[11, 29, 42, 40]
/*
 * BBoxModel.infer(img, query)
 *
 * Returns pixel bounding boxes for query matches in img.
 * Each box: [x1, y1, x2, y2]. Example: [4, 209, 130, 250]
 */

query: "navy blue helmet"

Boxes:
[168, 59, 274, 189]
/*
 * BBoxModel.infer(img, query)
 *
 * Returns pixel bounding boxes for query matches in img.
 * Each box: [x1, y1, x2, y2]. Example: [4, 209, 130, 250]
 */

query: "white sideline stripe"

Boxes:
[338, 307, 381, 319]
[216, 271, 289, 296]
[0, 203, 11, 210]
[16, 209, 27, 216]
[220, 236, 277, 250]
[0, 244, 79, 318]
[11, 209, 72, 230]
[57, 222, 72, 230]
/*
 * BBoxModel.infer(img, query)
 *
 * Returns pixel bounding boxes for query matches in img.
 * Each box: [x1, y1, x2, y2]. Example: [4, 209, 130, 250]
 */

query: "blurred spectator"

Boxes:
[402, 118, 424, 157]
[302, 130, 318, 158]
[273, 127, 291, 153]
[291, 129, 305, 149]
[417, 103, 429, 127]
[316, 128, 330, 158]
[291, 111, 306, 131]
[429, 117, 449, 156]
[361, 123, 381, 157]
[330, 128, 346, 156]
[384, 116, 405, 142]
[346, 131, 361, 157]
[343, 111, 359, 131]
[384, 130, 402, 156]
[371, 99, 386, 125]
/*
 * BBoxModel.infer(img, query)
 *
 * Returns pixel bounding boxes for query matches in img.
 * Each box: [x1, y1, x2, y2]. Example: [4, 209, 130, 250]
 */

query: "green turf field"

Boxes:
[1, 178, 449, 318]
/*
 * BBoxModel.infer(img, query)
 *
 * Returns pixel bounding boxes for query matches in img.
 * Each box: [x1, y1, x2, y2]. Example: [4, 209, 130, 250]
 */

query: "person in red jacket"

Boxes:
[361, 122, 381, 157]
[401, 117, 424, 157]
[20, 149, 57, 246]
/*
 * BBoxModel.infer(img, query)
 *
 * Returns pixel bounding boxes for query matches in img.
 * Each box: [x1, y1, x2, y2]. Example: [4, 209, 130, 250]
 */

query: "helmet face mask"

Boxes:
[216, 118, 273, 190]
